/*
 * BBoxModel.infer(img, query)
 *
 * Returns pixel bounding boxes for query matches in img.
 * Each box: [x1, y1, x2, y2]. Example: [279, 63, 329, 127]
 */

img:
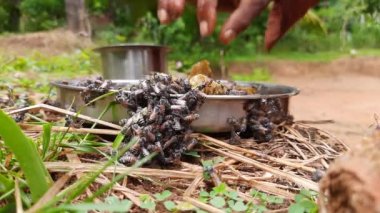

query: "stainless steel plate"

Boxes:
[51, 80, 299, 132]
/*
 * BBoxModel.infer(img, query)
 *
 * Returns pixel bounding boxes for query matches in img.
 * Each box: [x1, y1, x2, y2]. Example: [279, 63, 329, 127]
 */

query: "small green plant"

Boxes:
[140, 194, 156, 211]
[198, 183, 284, 212]
[139, 190, 178, 212]
[288, 189, 319, 213]
[250, 189, 284, 213]
[201, 157, 224, 180]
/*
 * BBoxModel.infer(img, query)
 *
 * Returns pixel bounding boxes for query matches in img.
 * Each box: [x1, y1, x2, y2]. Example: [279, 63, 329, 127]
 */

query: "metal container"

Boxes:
[94, 44, 168, 79]
[51, 80, 299, 133]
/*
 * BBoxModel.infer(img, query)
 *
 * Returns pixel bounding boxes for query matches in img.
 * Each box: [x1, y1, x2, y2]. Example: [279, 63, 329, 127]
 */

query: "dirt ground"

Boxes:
[230, 57, 380, 147]
[0, 29, 93, 55]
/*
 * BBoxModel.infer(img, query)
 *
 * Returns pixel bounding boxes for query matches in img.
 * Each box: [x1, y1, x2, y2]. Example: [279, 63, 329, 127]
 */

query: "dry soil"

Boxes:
[230, 57, 380, 147]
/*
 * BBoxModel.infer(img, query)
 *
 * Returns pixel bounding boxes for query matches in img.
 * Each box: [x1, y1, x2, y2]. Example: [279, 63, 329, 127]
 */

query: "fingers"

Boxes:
[220, 0, 270, 44]
[265, 0, 319, 50]
[197, 0, 218, 37]
[158, 0, 185, 24]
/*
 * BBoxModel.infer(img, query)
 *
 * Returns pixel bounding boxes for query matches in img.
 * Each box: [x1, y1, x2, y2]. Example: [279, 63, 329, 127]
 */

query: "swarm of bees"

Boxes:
[228, 98, 293, 143]
[115, 73, 205, 165]
[75, 71, 292, 164]
[79, 77, 112, 104]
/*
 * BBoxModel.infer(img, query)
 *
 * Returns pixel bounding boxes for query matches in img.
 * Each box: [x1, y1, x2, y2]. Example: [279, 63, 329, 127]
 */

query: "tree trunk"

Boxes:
[320, 127, 380, 213]
[65, 0, 91, 36]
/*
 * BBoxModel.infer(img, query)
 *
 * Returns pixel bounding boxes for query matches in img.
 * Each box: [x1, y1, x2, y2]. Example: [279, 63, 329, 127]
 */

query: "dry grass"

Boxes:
[12, 103, 350, 212]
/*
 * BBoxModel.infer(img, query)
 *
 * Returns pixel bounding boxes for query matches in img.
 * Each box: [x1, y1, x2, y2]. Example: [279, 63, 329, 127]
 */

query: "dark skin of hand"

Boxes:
[157, 0, 319, 50]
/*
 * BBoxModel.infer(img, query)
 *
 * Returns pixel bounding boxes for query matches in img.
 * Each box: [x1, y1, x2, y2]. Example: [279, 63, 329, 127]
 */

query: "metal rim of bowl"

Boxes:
[51, 80, 300, 100]
[93, 44, 169, 53]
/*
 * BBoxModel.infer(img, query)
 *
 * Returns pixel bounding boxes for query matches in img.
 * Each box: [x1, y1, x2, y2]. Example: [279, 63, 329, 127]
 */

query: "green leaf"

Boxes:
[273, 197, 284, 204]
[196, 208, 208, 213]
[183, 151, 200, 157]
[300, 189, 312, 198]
[112, 133, 124, 150]
[154, 190, 172, 201]
[105, 196, 119, 204]
[253, 205, 267, 213]
[227, 199, 235, 208]
[0, 110, 52, 202]
[209, 191, 217, 198]
[226, 191, 239, 200]
[213, 183, 227, 195]
[300, 200, 318, 212]
[201, 159, 214, 168]
[267, 195, 284, 204]
[176, 201, 195, 211]
[141, 200, 156, 210]
[231, 201, 248, 212]
[56, 200, 132, 212]
[209, 196, 226, 209]
[42, 123, 52, 159]
[164, 201, 176, 211]
[140, 194, 156, 210]
[0, 174, 13, 192]
[250, 189, 259, 197]
[288, 203, 305, 213]
[199, 191, 209, 197]
[295, 194, 305, 203]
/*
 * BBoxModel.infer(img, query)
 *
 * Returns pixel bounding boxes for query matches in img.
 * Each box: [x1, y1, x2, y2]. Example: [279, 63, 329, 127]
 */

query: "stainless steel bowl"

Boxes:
[51, 80, 299, 133]
[94, 44, 168, 80]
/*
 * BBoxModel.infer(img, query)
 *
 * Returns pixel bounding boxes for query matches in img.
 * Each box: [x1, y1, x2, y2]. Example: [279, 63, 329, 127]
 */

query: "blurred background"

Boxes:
[0, 0, 379, 144]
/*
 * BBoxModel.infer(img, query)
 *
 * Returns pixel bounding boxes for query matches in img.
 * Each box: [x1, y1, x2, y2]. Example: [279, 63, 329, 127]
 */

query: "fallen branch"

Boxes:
[8, 104, 122, 130]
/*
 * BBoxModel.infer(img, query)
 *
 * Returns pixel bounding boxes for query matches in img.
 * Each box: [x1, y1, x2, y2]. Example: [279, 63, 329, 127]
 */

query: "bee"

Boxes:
[129, 141, 142, 155]
[12, 113, 26, 123]
[168, 82, 185, 94]
[160, 120, 174, 132]
[119, 152, 137, 165]
[141, 147, 150, 157]
[239, 117, 248, 133]
[149, 104, 165, 123]
[228, 131, 241, 145]
[227, 117, 240, 130]
[153, 73, 172, 84]
[131, 124, 143, 135]
[173, 117, 183, 131]
[141, 79, 152, 92]
[183, 113, 200, 122]
[186, 138, 198, 151]
[163, 135, 179, 150]
[65, 115, 85, 129]
[144, 128, 156, 142]
[159, 98, 171, 110]
[170, 99, 187, 107]
[312, 169, 324, 182]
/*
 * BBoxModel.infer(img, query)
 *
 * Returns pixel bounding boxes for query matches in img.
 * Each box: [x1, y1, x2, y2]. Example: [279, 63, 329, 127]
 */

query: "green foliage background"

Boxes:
[0, 0, 378, 63]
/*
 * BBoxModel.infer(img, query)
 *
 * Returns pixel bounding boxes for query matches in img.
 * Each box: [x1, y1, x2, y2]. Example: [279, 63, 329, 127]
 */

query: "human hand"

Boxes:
[157, 0, 319, 49]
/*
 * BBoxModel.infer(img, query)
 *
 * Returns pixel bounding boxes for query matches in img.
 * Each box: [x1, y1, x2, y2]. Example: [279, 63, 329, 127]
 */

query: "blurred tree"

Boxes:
[0, 0, 21, 32]
[65, 0, 91, 36]
[20, 0, 65, 31]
